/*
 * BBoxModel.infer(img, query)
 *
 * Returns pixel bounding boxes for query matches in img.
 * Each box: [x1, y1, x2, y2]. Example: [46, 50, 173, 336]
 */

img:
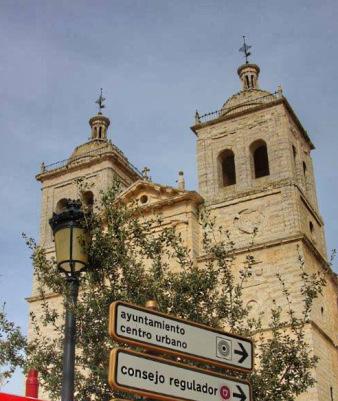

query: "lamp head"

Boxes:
[49, 199, 89, 277]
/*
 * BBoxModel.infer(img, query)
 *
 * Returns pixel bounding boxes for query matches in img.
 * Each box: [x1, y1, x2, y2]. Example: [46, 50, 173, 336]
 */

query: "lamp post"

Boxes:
[49, 199, 89, 401]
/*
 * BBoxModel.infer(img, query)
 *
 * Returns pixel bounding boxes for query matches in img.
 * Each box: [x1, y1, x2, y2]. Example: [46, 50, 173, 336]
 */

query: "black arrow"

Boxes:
[234, 343, 249, 364]
[233, 385, 246, 401]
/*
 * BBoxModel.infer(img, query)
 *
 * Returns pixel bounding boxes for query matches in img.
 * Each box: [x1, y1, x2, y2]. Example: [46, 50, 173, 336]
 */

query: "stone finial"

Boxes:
[40, 162, 46, 173]
[177, 170, 185, 190]
[277, 84, 283, 98]
[195, 110, 201, 124]
[142, 166, 151, 181]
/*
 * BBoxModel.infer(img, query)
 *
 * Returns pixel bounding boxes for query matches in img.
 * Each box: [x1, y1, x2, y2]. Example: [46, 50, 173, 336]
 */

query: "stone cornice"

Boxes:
[120, 180, 186, 199]
[140, 191, 204, 213]
[36, 147, 141, 183]
[310, 320, 338, 349]
[250, 321, 337, 349]
[191, 97, 314, 150]
[197, 233, 337, 288]
[205, 178, 323, 225]
[40, 165, 131, 190]
[26, 291, 60, 303]
[119, 180, 204, 209]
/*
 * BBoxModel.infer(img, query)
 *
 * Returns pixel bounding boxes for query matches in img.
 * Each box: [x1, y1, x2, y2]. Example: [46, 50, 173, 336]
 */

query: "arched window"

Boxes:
[56, 198, 68, 213]
[250, 140, 270, 178]
[99, 127, 102, 138]
[303, 161, 307, 176]
[218, 149, 236, 187]
[309, 221, 314, 234]
[82, 191, 94, 209]
[245, 75, 250, 88]
[292, 145, 297, 160]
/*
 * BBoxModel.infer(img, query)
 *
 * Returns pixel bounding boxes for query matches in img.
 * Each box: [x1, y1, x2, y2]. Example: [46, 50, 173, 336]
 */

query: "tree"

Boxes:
[0, 304, 26, 388]
[23, 181, 325, 401]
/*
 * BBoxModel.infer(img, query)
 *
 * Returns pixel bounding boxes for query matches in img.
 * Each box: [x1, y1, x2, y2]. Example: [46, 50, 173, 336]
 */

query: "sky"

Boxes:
[0, 0, 337, 394]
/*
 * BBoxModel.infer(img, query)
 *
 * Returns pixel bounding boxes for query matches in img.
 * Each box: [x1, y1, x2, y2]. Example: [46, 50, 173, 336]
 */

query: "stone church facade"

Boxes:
[28, 61, 337, 401]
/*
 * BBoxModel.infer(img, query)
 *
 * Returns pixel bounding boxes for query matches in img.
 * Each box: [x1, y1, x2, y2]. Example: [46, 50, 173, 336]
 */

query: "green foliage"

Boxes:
[21, 181, 326, 401]
[250, 254, 325, 401]
[0, 304, 27, 388]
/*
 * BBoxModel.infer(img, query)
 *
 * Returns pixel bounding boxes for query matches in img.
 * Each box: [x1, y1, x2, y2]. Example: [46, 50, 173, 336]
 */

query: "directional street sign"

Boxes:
[109, 301, 253, 371]
[109, 348, 252, 401]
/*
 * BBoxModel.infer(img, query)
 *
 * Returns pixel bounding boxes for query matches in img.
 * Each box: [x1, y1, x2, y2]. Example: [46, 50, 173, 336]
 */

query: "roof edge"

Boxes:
[191, 97, 315, 150]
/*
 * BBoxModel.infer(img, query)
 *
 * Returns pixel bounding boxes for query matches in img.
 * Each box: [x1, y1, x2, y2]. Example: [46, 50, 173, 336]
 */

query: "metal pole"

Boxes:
[61, 276, 79, 401]
[143, 300, 159, 401]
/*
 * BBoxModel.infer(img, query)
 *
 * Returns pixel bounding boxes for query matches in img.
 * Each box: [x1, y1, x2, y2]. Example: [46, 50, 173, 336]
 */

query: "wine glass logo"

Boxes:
[219, 385, 231, 400]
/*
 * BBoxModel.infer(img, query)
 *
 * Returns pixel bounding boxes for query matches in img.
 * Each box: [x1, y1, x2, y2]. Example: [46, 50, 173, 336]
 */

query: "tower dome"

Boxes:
[68, 90, 112, 161]
[220, 63, 273, 116]
[219, 39, 275, 117]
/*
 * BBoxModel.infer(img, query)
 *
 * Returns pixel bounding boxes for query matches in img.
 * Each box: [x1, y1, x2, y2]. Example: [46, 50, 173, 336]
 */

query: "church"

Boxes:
[28, 56, 337, 401]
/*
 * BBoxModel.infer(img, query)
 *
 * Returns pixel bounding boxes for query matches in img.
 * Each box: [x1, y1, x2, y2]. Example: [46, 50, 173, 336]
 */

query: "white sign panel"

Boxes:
[109, 301, 253, 371]
[109, 349, 251, 401]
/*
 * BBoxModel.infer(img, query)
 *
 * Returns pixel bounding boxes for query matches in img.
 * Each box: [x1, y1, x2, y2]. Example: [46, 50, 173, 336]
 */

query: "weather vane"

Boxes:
[239, 36, 252, 64]
[95, 88, 106, 112]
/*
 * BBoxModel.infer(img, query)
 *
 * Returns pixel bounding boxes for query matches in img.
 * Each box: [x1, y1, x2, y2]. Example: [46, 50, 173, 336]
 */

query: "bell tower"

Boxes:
[31, 94, 142, 290]
[27, 93, 142, 400]
[192, 60, 325, 256]
[192, 51, 337, 401]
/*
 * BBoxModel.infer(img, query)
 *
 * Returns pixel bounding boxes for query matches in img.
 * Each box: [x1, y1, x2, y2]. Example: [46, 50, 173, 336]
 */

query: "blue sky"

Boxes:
[1, 0, 337, 394]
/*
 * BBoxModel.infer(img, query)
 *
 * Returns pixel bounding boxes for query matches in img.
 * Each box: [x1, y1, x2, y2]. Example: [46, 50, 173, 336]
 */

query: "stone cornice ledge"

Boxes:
[197, 233, 337, 286]
[250, 321, 337, 349]
[26, 291, 60, 303]
[191, 97, 314, 149]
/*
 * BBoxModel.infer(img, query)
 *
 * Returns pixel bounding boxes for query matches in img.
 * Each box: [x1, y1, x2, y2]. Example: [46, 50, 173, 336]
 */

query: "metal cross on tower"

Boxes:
[142, 166, 151, 181]
[95, 88, 106, 113]
[239, 36, 252, 64]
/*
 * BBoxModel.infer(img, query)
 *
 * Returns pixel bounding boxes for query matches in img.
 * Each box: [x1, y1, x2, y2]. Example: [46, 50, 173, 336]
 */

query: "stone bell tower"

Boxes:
[192, 60, 325, 256]
[192, 56, 337, 401]
[26, 93, 142, 400]
[29, 95, 142, 297]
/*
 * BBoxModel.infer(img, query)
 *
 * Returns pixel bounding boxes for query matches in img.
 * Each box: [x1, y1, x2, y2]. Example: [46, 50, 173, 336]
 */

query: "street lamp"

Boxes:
[49, 199, 89, 401]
